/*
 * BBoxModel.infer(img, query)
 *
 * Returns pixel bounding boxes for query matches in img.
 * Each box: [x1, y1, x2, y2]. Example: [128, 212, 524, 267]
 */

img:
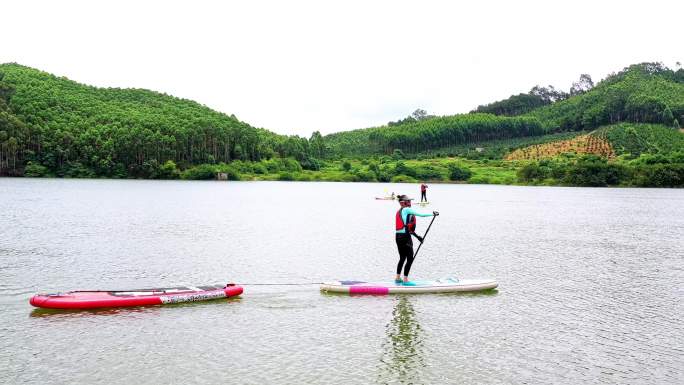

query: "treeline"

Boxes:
[0, 64, 326, 177]
[367, 114, 544, 154]
[0, 70, 26, 173]
[528, 63, 684, 132]
[473, 93, 550, 116]
[326, 63, 684, 157]
[173, 156, 476, 184]
[518, 153, 684, 187]
[473, 74, 596, 116]
[325, 114, 545, 157]
[387, 108, 436, 126]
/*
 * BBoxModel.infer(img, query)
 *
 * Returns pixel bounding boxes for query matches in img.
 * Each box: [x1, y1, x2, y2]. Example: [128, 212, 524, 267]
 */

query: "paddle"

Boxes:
[412, 212, 438, 259]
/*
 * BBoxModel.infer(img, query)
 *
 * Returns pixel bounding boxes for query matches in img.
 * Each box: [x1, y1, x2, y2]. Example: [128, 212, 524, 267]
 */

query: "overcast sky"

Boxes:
[3, 0, 682, 136]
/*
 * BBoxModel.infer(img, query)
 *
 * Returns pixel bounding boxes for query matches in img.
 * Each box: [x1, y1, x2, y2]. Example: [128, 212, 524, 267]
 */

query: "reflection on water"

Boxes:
[29, 306, 158, 318]
[28, 297, 243, 318]
[378, 296, 425, 384]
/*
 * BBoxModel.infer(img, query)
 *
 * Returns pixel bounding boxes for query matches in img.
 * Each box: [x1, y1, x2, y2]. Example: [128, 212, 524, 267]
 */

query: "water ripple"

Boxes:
[0, 179, 682, 384]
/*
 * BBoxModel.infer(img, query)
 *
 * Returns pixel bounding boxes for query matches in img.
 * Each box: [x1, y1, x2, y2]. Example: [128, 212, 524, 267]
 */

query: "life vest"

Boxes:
[395, 208, 416, 233]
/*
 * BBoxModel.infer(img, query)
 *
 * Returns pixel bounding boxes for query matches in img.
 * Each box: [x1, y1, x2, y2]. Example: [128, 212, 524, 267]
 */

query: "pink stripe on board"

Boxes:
[349, 286, 389, 295]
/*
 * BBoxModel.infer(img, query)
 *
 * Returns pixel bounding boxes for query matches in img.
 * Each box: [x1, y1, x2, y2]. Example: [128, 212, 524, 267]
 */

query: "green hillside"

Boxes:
[1, 61, 682, 187]
[325, 113, 544, 157]
[325, 63, 684, 157]
[505, 123, 684, 161]
[0, 64, 321, 177]
[597, 123, 684, 156]
[510, 123, 684, 187]
[528, 63, 684, 131]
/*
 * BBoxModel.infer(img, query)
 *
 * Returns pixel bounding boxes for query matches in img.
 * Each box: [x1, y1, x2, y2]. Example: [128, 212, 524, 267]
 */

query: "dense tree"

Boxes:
[448, 164, 472, 181]
[327, 63, 684, 157]
[529, 63, 684, 132]
[308, 131, 325, 158]
[530, 85, 569, 103]
[474, 93, 549, 116]
[0, 71, 27, 175]
[0, 64, 320, 177]
[411, 109, 429, 121]
[388, 108, 435, 127]
[327, 113, 543, 156]
[570, 74, 594, 96]
[2, 61, 682, 179]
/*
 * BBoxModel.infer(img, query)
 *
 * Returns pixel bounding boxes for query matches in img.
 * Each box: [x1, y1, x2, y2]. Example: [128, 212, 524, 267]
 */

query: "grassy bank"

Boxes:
[183, 157, 518, 185]
[21, 153, 684, 188]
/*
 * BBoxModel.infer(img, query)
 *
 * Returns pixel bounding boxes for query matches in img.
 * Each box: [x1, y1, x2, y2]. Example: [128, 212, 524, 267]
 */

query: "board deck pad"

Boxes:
[320, 277, 497, 294]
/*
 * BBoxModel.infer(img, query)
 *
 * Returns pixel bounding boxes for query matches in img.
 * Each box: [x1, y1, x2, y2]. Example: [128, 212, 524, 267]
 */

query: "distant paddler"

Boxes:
[375, 192, 396, 200]
[420, 183, 428, 202]
[395, 194, 438, 284]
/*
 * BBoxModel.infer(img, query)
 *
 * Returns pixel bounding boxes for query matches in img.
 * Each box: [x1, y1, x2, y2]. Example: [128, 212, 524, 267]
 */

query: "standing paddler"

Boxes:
[395, 194, 438, 284]
[420, 183, 428, 202]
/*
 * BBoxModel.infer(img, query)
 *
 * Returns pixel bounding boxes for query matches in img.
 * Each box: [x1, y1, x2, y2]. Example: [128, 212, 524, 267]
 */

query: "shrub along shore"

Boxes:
[27, 152, 675, 188]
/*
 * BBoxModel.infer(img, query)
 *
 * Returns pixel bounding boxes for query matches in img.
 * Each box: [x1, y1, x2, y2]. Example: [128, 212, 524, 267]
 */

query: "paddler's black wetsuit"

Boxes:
[396, 232, 414, 276]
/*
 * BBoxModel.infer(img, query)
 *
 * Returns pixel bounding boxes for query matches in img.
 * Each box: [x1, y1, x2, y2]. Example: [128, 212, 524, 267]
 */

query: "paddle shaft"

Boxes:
[412, 215, 436, 259]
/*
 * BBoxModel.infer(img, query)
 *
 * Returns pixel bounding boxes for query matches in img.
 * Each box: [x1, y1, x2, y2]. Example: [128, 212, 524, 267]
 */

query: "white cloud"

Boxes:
[2, 0, 682, 135]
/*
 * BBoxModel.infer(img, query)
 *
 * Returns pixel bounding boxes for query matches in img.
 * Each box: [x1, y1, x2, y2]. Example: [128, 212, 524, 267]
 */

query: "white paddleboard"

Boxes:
[320, 277, 497, 294]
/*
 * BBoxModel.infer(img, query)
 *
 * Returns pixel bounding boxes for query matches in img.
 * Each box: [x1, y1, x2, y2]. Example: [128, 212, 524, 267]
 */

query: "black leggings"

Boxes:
[396, 233, 414, 276]
[421, 191, 427, 202]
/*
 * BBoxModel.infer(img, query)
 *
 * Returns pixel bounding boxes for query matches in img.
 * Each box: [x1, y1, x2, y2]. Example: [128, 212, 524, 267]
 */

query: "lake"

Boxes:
[1, 179, 683, 384]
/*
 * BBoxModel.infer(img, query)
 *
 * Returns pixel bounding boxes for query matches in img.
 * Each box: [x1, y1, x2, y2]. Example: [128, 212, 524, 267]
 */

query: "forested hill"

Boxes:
[324, 114, 544, 156]
[0, 63, 324, 177]
[528, 63, 684, 131]
[1, 62, 682, 178]
[325, 63, 684, 156]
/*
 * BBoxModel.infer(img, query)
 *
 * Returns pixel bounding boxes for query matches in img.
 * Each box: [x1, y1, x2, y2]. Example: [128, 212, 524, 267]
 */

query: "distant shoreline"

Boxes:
[3, 175, 681, 189]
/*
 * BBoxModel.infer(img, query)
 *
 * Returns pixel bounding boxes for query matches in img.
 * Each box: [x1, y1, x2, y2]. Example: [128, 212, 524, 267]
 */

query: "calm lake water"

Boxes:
[1, 179, 683, 384]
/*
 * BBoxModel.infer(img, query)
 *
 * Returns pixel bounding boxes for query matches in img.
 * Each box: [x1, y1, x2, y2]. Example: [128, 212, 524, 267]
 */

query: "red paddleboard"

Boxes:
[30, 284, 243, 309]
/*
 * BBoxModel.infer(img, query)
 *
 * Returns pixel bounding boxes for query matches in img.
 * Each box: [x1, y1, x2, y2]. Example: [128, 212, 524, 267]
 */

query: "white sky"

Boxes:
[3, 0, 682, 136]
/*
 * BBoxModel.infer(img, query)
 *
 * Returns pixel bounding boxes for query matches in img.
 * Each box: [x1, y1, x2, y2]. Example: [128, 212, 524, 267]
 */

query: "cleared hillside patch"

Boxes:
[505, 133, 614, 160]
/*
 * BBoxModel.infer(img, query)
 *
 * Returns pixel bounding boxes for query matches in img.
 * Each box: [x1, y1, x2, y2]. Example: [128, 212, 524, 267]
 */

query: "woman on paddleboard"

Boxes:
[395, 195, 438, 284]
[420, 183, 428, 202]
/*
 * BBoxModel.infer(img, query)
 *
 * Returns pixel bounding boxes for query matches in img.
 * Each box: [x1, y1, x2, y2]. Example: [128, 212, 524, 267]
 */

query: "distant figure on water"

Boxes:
[375, 192, 396, 200]
[420, 183, 428, 202]
[395, 195, 438, 284]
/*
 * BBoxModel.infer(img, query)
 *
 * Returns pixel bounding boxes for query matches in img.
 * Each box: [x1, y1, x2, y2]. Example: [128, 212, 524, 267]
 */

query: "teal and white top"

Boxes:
[396, 207, 433, 234]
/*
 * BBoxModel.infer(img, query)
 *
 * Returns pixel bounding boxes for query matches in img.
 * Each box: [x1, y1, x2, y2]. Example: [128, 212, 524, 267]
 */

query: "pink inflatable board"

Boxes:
[320, 277, 497, 295]
[30, 284, 243, 309]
